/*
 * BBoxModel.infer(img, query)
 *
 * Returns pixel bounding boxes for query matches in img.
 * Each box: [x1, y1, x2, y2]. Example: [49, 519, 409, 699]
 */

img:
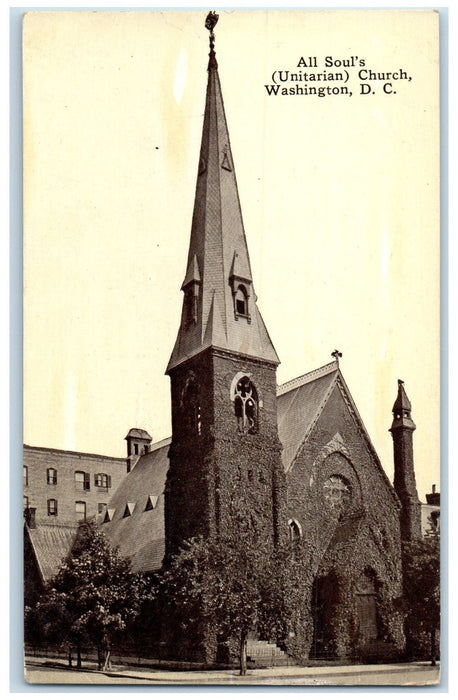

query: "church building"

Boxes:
[24, 14, 427, 665]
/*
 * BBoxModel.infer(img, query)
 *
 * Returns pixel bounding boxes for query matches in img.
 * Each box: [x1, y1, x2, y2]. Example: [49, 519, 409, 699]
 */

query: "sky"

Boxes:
[23, 9, 439, 501]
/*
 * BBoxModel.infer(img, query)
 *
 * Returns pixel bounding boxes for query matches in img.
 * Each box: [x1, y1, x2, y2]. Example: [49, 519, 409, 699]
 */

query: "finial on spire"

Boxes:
[205, 11, 219, 71]
[398, 378, 404, 387]
[331, 349, 343, 364]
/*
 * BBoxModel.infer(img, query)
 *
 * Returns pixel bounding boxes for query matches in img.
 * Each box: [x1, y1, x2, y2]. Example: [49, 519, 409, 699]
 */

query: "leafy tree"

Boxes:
[28, 522, 152, 670]
[159, 532, 283, 675]
[402, 519, 440, 664]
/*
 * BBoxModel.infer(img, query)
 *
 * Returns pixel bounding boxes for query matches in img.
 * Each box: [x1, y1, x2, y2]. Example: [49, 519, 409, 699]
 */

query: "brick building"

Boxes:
[24, 15, 431, 663]
[23, 444, 128, 527]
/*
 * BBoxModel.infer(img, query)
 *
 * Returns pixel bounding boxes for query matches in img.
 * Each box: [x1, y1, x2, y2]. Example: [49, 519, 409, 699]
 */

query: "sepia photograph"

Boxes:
[22, 9, 440, 686]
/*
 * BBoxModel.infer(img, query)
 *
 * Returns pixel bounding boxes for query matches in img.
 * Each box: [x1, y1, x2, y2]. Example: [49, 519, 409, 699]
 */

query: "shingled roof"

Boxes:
[26, 523, 78, 583]
[101, 438, 170, 573]
[277, 362, 339, 471]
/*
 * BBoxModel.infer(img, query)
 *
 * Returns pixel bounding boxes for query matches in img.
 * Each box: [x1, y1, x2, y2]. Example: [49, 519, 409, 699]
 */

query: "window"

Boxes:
[323, 475, 351, 513]
[95, 473, 111, 489]
[47, 498, 58, 516]
[98, 503, 107, 514]
[75, 501, 86, 522]
[75, 471, 90, 491]
[234, 285, 249, 318]
[23, 466, 28, 487]
[47, 467, 57, 485]
[233, 375, 258, 434]
[134, 443, 139, 455]
[288, 518, 302, 542]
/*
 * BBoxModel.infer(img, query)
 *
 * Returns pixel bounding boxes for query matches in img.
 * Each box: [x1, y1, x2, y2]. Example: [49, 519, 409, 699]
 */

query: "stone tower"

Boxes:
[164, 14, 286, 560]
[390, 379, 422, 542]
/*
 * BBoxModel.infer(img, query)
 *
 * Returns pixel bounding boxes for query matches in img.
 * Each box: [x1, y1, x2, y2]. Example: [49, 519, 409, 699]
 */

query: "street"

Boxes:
[24, 659, 440, 687]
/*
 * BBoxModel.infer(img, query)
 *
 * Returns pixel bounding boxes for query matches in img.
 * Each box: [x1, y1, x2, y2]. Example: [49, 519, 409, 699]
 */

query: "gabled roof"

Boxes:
[101, 438, 171, 573]
[278, 361, 400, 506]
[25, 523, 78, 583]
[277, 362, 339, 471]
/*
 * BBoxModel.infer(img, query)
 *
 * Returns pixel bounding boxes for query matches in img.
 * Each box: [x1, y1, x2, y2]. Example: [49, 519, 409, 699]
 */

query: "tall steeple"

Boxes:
[164, 16, 286, 576]
[390, 379, 422, 542]
[167, 13, 279, 373]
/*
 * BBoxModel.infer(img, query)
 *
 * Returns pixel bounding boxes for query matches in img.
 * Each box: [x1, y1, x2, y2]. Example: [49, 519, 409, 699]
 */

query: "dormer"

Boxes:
[181, 254, 201, 327]
[229, 251, 252, 322]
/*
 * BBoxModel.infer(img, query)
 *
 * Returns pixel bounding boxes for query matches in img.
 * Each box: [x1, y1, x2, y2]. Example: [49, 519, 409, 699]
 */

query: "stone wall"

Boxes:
[285, 382, 404, 660]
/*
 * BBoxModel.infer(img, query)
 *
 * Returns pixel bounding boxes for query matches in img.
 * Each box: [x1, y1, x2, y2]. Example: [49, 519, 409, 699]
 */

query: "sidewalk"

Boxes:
[25, 655, 440, 686]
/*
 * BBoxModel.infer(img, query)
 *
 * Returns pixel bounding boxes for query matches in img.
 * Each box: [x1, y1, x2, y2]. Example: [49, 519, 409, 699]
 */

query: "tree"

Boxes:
[402, 519, 440, 664]
[28, 522, 152, 670]
[159, 532, 283, 675]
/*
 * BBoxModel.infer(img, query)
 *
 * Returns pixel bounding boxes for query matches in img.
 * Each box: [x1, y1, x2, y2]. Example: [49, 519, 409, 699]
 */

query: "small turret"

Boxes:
[390, 378, 416, 431]
[390, 380, 421, 542]
[125, 428, 152, 472]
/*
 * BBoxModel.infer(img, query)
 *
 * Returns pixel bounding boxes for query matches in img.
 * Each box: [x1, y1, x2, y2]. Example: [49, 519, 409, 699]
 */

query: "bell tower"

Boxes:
[390, 379, 422, 542]
[164, 13, 286, 560]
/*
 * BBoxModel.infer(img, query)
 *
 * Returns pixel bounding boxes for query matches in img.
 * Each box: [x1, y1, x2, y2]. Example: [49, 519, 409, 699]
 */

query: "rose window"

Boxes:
[323, 475, 351, 511]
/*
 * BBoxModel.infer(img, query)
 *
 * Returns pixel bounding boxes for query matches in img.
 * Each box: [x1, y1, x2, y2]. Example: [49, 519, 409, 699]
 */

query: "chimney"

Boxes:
[426, 485, 440, 506]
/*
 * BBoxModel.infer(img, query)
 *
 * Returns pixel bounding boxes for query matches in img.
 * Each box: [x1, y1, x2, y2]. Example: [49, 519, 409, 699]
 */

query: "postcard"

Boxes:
[23, 10, 440, 686]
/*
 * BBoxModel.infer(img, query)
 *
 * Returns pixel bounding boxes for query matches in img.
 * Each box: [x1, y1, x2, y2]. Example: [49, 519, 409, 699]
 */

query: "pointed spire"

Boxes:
[390, 379, 416, 431]
[167, 15, 279, 373]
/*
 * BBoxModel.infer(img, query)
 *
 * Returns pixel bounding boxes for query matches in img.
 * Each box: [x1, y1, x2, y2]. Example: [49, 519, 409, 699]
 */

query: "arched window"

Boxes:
[288, 518, 302, 542]
[232, 375, 258, 434]
[234, 285, 249, 317]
